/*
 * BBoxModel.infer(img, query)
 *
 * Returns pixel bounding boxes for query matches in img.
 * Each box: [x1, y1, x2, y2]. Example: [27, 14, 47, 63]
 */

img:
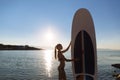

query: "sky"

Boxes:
[0, 0, 120, 50]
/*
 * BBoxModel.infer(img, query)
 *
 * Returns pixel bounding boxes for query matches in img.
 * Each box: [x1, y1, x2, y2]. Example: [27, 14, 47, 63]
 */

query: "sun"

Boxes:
[45, 31, 54, 41]
[44, 28, 57, 48]
[36, 26, 58, 48]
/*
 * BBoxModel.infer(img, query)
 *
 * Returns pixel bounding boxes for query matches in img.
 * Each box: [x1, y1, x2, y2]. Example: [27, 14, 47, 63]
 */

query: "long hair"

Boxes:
[54, 44, 62, 60]
[54, 46, 57, 59]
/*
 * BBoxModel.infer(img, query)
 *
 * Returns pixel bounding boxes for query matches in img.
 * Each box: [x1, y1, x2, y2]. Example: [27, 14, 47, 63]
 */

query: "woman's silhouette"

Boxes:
[55, 42, 75, 80]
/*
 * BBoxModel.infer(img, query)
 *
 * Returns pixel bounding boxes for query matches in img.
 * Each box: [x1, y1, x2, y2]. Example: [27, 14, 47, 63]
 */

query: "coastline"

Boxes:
[0, 44, 42, 50]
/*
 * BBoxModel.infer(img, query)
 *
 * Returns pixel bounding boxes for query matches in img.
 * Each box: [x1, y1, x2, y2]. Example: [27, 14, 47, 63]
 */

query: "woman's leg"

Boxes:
[58, 66, 66, 80]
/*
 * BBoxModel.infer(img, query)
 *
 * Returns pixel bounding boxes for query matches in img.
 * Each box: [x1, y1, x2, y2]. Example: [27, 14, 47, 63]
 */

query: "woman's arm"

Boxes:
[65, 58, 79, 62]
[64, 57, 74, 62]
[61, 42, 71, 53]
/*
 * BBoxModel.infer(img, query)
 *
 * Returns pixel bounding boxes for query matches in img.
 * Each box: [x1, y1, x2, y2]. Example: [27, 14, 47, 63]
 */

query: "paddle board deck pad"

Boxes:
[71, 8, 97, 80]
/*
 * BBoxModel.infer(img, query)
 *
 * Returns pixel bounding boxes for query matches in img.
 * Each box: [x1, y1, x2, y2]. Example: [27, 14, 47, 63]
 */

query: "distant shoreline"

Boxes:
[0, 43, 42, 50]
[97, 48, 120, 51]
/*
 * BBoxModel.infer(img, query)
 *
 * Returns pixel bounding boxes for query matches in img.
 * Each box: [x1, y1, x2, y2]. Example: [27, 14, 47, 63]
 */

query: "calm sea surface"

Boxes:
[0, 50, 120, 80]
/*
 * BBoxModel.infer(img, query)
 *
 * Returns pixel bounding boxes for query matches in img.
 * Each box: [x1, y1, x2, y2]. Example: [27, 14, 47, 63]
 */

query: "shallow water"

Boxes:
[0, 50, 119, 80]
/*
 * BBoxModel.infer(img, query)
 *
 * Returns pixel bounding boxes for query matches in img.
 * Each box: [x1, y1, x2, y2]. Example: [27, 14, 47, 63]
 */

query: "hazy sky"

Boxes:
[0, 0, 120, 50]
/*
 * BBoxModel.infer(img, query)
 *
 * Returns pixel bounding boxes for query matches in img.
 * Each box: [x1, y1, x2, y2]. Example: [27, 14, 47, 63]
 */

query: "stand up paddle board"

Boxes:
[71, 8, 97, 80]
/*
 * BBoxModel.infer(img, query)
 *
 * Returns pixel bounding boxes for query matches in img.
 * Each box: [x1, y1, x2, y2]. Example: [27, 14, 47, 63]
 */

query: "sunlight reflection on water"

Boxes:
[43, 50, 53, 77]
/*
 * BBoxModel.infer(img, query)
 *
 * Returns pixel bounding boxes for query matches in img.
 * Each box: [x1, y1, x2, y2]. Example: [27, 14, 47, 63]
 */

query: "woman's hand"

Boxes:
[62, 41, 71, 53]
[74, 58, 80, 61]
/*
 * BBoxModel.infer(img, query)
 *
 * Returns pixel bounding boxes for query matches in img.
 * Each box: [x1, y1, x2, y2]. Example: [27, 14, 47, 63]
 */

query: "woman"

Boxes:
[55, 42, 75, 80]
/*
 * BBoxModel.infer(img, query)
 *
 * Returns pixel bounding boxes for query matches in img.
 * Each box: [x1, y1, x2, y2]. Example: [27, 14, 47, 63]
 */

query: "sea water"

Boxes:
[0, 50, 119, 80]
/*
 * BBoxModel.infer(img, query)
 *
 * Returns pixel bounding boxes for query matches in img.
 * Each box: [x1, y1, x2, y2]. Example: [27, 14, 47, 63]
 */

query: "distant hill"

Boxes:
[0, 44, 42, 50]
[97, 48, 120, 51]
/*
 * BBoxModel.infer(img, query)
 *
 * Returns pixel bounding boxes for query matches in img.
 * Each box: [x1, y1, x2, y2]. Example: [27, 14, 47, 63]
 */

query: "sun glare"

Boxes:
[44, 28, 57, 48]
[45, 31, 54, 41]
[44, 50, 53, 77]
[36, 26, 60, 48]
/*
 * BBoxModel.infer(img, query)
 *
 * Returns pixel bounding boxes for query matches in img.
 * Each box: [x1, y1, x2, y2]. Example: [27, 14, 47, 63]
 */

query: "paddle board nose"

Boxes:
[71, 8, 97, 80]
